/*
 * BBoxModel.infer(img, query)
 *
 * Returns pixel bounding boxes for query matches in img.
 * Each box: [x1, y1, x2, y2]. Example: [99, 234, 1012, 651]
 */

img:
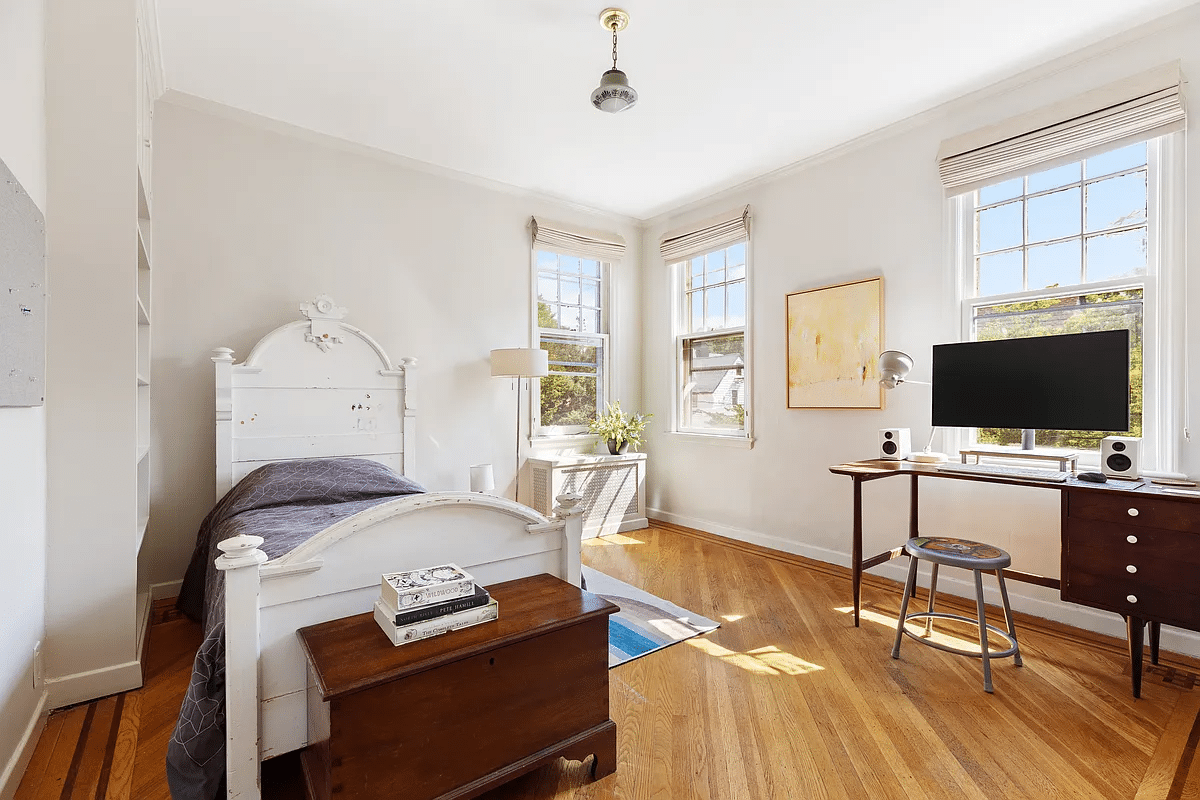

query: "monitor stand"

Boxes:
[1021, 428, 1036, 450]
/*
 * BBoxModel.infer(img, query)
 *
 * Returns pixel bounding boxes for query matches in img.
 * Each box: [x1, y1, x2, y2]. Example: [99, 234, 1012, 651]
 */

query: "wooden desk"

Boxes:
[297, 574, 619, 800]
[829, 460, 1200, 697]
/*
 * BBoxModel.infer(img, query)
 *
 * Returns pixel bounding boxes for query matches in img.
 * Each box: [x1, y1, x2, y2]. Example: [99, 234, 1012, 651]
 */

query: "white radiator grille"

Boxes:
[562, 463, 639, 535]
[530, 465, 552, 515]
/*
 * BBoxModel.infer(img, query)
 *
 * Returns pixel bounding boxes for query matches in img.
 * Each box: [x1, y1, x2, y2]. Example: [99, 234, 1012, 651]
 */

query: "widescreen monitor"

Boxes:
[931, 330, 1130, 433]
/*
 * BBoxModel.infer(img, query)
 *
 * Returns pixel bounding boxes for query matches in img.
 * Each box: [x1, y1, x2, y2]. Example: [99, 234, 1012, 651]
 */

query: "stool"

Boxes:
[890, 536, 1023, 693]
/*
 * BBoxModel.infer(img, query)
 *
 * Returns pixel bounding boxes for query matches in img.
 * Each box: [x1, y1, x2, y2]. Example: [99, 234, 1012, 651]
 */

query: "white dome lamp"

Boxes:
[591, 8, 638, 113]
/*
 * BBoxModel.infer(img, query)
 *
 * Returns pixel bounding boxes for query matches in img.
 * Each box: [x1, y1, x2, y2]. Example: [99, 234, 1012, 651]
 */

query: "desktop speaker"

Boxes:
[879, 428, 911, 461]
[1101, 436, 1141, 479]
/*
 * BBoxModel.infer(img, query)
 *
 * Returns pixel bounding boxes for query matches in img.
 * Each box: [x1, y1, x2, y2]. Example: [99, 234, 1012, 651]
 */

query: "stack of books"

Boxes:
[374, 563, 498, 646]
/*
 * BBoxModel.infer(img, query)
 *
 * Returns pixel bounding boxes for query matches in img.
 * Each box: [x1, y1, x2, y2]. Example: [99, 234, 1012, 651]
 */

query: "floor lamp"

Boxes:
[490, 347, 549, 503]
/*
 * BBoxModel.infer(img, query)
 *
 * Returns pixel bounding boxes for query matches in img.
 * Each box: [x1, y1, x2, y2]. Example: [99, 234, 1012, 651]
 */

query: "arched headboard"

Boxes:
[212, 296, 416, 501]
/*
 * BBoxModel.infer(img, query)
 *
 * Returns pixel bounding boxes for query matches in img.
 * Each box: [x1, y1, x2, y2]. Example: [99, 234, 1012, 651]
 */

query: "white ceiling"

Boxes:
[155, 0, 1194, 220]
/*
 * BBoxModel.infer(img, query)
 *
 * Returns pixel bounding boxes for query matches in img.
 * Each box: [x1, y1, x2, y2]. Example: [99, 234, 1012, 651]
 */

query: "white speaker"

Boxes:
[1101, 436, 1141, 479]
[879, 428, 911, 461]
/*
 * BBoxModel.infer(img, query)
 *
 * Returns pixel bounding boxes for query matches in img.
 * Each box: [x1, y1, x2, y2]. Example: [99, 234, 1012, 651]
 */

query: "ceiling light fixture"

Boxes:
[590, 8, 637, 113]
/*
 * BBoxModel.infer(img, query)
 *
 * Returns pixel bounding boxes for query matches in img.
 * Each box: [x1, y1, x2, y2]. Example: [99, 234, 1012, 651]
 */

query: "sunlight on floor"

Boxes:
[583, 533, 646, 547]
[686, 638, 824, 676]
[721, 614, 745, 622]
[647, 617, 708, 639]
[835, 606, 997, 654]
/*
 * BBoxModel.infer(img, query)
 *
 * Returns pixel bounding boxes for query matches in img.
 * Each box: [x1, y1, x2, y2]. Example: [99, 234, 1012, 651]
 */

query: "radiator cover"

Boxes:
[527, 453, 647, 539]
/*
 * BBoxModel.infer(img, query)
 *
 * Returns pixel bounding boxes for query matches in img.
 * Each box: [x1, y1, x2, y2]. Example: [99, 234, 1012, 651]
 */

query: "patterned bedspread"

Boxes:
[166, 458, 424, 800]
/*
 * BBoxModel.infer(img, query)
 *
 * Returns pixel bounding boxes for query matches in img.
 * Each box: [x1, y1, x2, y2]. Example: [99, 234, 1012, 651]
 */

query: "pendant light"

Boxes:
[590, 8, 638, 113]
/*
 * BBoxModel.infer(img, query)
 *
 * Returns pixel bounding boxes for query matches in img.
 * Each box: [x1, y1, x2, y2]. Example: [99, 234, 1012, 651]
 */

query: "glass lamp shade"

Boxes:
[591, 69, 638, 113]
[878, 350, 914, 389]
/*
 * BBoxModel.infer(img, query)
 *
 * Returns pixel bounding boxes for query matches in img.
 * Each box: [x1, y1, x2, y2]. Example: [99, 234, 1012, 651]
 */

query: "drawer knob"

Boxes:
[1128, 508, 1139, 517]
[1127, 595, 1138, 604]
[1127, 535, 1138, 544]
[1126, 565, 1138, 574]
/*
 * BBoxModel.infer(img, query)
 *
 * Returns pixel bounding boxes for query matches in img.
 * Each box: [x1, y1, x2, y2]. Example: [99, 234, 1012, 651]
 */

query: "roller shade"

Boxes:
[660, 205, 751, 264]
[530, 217, 625, 261]
[938, 62, 1186, 196]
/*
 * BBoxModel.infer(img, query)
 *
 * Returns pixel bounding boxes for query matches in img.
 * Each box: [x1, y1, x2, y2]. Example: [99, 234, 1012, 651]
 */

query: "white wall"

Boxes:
[0, 0, 48, 792]
[140, 100, 642, 587]
[643, 6, 1200, 655]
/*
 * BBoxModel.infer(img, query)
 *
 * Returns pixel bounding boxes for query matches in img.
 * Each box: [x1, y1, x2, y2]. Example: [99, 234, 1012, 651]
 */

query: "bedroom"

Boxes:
[2, 0, 1200, 798]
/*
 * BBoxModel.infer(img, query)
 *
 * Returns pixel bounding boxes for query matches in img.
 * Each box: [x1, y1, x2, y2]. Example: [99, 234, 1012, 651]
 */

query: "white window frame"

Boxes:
[531, 250, 612, 439]
[670, 240, 754, 446]
[950, 135, 1184, 473]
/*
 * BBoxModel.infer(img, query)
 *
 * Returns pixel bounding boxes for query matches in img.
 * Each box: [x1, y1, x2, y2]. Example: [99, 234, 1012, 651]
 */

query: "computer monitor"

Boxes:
[931, 330, 1130, 433]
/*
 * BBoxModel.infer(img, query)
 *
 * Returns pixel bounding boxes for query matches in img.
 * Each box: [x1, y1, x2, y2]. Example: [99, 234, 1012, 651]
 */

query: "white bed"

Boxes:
[207, 297, 584, 800]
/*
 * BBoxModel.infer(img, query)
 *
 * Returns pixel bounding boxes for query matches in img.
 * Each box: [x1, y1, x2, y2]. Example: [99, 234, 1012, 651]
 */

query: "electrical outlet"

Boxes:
[33, 642, 44, 689]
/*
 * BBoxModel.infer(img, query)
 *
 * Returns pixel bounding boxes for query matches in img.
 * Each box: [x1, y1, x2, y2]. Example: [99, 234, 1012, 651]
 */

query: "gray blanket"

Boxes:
[167, 458, 424, 800]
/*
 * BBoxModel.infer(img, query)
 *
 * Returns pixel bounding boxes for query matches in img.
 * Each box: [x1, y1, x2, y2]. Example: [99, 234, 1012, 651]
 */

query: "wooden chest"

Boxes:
[297, 573, 619, 800]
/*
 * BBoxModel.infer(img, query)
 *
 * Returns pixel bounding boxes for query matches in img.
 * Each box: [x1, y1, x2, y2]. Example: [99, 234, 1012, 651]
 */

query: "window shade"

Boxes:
[660, 205, 751, 264]
[938, 62, 1186, 196]
[529, 217, 625, 261]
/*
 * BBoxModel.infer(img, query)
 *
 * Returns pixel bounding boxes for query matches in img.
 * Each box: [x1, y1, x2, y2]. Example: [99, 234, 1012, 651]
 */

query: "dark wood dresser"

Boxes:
[1062, 486, 1200, 696]
[296, 573, 619, 800]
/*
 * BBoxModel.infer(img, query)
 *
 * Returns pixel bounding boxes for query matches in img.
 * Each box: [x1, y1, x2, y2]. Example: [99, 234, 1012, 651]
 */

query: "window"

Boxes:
[535, 249, 608, 435]
[674, 241, 749, 436]
[958, 139, 1169, 463]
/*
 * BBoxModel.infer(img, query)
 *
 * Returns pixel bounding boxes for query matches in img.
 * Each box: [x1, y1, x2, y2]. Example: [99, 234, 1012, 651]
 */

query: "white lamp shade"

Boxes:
[490, 347, 549, 378]
[469, 463, 495, 493]
[878, 350, 914, 389]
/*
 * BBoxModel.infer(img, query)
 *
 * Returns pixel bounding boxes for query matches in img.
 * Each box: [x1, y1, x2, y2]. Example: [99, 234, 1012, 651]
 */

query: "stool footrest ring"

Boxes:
[899, 611, 1020, 659]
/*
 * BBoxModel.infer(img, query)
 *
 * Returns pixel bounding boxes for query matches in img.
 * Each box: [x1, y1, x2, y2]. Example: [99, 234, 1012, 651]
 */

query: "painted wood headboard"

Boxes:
[212, 296, 416, 501]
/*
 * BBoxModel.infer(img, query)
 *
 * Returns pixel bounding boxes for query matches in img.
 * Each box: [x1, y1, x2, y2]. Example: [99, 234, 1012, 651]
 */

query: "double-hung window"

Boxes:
[942, 66, 1185, 471]
[528, 218, 625, 438]
[662, 206, 752, 441]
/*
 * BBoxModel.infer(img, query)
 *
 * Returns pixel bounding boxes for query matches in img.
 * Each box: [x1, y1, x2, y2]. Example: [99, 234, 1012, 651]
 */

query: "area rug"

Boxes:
[582, 566, 720, 668]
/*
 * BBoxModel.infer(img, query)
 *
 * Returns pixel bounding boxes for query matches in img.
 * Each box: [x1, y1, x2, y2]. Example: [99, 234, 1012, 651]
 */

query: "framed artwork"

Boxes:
[786, 276, 883, 409]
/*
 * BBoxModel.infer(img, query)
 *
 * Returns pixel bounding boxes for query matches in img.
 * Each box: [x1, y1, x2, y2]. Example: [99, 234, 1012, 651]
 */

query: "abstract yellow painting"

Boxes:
[786, 277, 883, 409]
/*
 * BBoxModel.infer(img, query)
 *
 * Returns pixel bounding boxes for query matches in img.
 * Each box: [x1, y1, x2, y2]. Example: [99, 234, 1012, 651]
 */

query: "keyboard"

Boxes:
[937, 462, 1070, 482]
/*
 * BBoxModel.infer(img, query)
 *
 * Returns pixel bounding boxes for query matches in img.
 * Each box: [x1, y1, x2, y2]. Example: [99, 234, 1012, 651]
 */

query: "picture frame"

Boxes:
[786, 276, 883, 409]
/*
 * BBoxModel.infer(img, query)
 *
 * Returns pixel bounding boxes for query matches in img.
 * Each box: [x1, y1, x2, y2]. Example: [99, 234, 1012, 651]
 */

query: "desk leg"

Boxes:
[1127, 615, 1145, 699]
[1149, 621, 1160, 666]
[852, 478, 863, 628]
[909, 475, 920, 540]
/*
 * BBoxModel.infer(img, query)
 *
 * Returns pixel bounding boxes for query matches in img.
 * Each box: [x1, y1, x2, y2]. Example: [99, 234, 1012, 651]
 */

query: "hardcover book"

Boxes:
[373, 597, 499, 646]
[380, 563, 474, 609]
[378, 584, 492, 627]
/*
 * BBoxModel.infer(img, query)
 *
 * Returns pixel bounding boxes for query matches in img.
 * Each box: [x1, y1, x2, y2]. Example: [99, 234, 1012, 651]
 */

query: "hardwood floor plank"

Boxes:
[32, 706, 89, 800]
[101, 690, 139, 800]
[14, 712, 66, 800]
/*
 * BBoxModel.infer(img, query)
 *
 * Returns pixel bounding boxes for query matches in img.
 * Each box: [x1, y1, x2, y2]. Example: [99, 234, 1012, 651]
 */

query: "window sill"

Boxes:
[666, 431, 754, 449]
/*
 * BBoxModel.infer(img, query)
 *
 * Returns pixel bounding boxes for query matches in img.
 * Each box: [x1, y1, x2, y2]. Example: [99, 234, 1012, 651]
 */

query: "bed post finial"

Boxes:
[554, 493, 584, 587]
[217, 534, 267, 800]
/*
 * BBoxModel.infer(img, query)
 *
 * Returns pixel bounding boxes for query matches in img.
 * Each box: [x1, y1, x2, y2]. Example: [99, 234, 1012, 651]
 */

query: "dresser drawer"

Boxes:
[1067, 489, 1200, 534]
[1063, 569, 1200, 628]
[1064, 518, 1200, 568]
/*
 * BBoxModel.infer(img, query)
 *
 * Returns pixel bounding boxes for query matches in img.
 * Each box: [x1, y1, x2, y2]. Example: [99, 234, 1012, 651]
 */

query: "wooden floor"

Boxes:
[15, 523, 1200, 799]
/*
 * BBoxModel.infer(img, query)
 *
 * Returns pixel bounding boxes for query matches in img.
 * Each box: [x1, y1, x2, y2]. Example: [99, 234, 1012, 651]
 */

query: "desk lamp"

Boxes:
[878, 350, 947, 464]
[490, 348, 549, 502]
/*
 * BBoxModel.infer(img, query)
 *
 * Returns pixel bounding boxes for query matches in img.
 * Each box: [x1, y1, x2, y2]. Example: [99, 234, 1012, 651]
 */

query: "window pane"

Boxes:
[972, 290, 1142, 449]
[726, 242, 746, 267]
[560, 277, 580, 305]
[580, 308, 600, 334]
[978, 177, 1023, 206]
[1026, 162, 1081, 194]
[683, 334, 745, 432]
[689, 258, 705, 290]
[727, 280, 746, 327]
[706, 250, 725, 274]
[1086, 171, 1146, 233]
[977, 201, 1023, 253]
[690, 291, 703, 332]
[1028, 239, 1081, 289]
[559, 256, 580, 274]
[1086, 142, 1146, 178]
[582, 259, 600, 277]
[537, 275, 558, 302]
[536, 250, 558, 270]
[581, 278, 600, 308]
[538, 301, 562, 329]
[728, 261, 746, 281]
[1026, 186, 1081, 243]
[705, 286, 726, 330]
[977, 250, 1023, 296]
[541, 337, 603, 428]
[1086, 228, 1147, 281]
[559, 306, 579, 331]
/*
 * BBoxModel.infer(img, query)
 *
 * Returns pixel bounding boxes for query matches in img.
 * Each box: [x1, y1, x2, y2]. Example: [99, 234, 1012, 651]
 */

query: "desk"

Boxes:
[829, 460, 1200, 697]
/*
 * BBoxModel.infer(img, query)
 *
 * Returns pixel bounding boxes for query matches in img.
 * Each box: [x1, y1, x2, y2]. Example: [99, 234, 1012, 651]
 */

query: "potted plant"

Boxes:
[588, 401, 652, 455]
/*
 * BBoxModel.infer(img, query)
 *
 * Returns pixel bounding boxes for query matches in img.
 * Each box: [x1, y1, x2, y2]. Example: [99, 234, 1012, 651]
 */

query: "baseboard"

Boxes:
[149, 579, 183, 602]
[45, 659, 143, 710]
[647, 507, 1200, 659]
[0, 689, 48, 800]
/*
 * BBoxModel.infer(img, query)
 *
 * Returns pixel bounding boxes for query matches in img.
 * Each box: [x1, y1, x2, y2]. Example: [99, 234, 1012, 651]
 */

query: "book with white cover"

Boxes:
[373, 597, 499, 646]
[380, 563, 474, 609]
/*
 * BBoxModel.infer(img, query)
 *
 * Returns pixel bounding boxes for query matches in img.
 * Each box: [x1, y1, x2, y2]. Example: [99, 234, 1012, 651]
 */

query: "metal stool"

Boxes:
[891, 536, 1023, 693]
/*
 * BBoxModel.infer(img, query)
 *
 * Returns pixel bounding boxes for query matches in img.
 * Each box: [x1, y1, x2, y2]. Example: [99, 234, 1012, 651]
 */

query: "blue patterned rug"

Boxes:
[582, 566, 720, 668]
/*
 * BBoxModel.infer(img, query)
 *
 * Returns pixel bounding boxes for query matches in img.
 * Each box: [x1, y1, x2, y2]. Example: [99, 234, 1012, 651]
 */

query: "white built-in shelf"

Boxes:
[137, 225, 151, 272]
[136, 514, 150, 553]
[137, 444, 150, 463]
[137, 168, 151, 221]
[137, 295, 150, 326]
[137, 373, 150, 387]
